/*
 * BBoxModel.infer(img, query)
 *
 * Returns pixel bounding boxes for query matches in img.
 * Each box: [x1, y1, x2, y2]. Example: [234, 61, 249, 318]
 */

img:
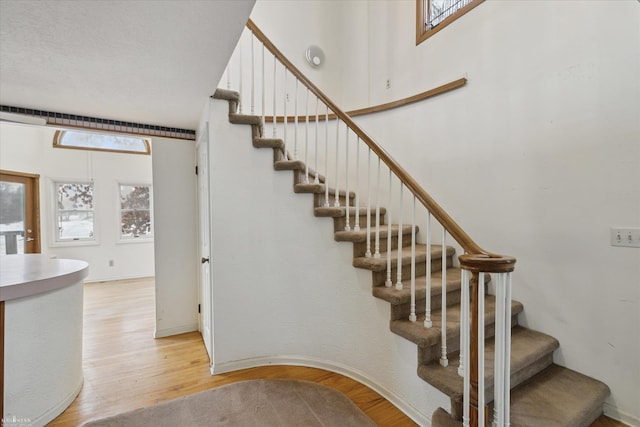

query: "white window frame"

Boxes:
[51, 179, 98, 246]
[117, 183, 154, 243]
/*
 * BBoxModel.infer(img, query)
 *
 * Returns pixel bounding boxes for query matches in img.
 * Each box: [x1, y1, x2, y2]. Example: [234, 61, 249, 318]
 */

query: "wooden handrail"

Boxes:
[248, 19, 495, 257]
[265, 77, 467, 123]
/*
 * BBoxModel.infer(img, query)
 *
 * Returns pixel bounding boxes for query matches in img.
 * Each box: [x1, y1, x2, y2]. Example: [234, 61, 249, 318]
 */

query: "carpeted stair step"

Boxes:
[335, 224, 414, 243]
[374, 267, 462, 318]
[391, 296, 524, 364]
[508, 364, 610, 427]
[418, 326, 559, 418]
[274, 159, 305, 171]
[229, 113, 261, 126]
[353, 244, 455, 272]
[315, 206, 387, 233]
[253, 137, 283, 149]
[294, 182, 355, 199]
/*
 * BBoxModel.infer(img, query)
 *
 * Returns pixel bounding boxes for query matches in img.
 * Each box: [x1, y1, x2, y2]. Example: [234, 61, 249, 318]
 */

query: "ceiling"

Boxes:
[0, 0, 256, 131]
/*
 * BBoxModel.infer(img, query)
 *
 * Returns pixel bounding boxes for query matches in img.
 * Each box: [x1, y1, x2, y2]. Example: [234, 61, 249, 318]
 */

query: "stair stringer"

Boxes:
[205, 97, 449, 425]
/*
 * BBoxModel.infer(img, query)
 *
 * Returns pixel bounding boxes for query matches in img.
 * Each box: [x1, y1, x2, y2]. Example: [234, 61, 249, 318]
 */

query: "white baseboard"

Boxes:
[604, 402, 640, 427]
[213, 355, 431, 427]
[28, 376, 83, 427]
[154, 323, 198, 338]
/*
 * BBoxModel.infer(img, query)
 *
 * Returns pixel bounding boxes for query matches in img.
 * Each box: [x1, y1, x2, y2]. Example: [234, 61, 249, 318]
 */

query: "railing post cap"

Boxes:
[459, 253, 516, 273]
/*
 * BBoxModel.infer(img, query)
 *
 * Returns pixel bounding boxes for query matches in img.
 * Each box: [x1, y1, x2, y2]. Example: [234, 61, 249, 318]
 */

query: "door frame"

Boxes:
[0, 169, 41, 254]
[195, 124, 213, 365]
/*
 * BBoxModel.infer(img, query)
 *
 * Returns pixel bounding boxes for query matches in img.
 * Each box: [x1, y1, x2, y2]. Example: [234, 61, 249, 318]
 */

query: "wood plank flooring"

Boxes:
[50, 277, 627, 426]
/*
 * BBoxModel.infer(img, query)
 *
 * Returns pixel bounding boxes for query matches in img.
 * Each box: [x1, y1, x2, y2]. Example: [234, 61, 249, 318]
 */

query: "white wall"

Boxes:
[246, 0, 639, 423]
[0, 122, 154, 282]
[151, 136, 198, 338]
[207, 98, 447, 425]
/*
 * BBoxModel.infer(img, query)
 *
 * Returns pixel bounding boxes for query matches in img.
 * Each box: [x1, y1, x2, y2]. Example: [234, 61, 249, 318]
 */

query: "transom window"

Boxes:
[55, 182, 95, 242]
[119, 184, 153, 240]
[416, 0, 484, 44]
[54, 130, 150, 155]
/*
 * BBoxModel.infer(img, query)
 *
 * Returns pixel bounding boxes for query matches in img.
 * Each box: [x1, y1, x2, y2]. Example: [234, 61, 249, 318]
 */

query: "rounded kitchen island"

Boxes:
[0, 254, 88, 427]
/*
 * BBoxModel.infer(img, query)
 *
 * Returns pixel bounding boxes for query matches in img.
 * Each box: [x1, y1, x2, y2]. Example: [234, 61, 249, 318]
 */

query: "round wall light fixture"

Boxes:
[305, 45, 324, 68]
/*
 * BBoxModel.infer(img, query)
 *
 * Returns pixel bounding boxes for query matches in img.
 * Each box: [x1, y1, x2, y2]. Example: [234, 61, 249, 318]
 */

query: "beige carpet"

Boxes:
[82, 379, 378, 426]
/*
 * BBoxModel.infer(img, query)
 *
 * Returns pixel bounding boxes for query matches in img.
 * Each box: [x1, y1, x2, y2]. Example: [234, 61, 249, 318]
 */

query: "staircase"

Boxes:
[212, 87, 610, 427]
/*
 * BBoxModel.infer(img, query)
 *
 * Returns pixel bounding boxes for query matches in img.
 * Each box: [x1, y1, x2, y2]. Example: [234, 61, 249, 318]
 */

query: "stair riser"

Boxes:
[314, 193, 354, 208]
[391, 287, 462, 321]
[371, 255, 452, 286]
[417, 313, 520, 366]
[333, 214, 385, 233]
[351, 232, 415, 258]
[446, 353, 555, 422]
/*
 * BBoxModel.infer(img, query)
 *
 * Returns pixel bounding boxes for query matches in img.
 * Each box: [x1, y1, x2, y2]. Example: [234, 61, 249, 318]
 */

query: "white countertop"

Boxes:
[0, 254, 89, 301]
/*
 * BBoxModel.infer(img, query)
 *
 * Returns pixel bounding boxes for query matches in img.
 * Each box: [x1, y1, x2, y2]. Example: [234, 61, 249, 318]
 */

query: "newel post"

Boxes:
[459, 254, 516, 427]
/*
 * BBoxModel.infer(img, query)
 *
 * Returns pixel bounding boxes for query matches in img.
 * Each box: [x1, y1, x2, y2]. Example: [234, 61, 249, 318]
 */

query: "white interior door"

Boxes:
[196, 125, 213, 362]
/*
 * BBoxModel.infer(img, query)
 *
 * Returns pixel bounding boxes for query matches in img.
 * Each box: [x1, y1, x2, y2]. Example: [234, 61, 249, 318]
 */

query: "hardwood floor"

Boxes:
[50, 277, 627, 427]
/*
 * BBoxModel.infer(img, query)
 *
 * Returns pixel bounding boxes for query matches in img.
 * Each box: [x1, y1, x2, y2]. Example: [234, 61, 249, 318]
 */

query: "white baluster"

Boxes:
[344, 128, 350, 231]
[440, 229, 449, 367]
[424, 211, 433, 328]
[493, 272, 505, 427]
[478, 272, 486, 427]
[395, 183, 404, 290]
[238, 38, 243, 114]
[459, 254, 469, 377]
[226, 61, 231, 90]
[294, 79, 298, 159]
[250, 33, 255, 114]
[283, 68, 287, 158]
[409, 196, 417, 322]
[504, 273, 513, 427]
[304, 88, 310, 184]
[385, 170, 393, 287]
[261, 44, 265, 125]
[374, 157, 381, 258]
[324, 107, 330, 207]
[462, 269, 471, 427]
[365, 148, 372, 258]
[272, 55, 276, 137]
[314, 97, 319, 184]
[334, 114, 340, 207]
[354, 137, 361, 231]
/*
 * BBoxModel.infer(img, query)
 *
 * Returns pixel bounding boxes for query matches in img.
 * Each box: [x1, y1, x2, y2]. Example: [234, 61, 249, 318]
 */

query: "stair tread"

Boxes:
[212, 88, 239, 101]
[254, 137, 283, 149]
[390, 296, 524, 348]
[314, 206, 387, 218]
[294, 182, 355, 198]
[229, 113, 261, 125]
[353, 244, 455, 272]
[335, 224, 415, 243]
[273, 159, 305, 171]
[509, 364, 610, 427]
[417, 325, 559, 400]
[372, 267, 461, 304]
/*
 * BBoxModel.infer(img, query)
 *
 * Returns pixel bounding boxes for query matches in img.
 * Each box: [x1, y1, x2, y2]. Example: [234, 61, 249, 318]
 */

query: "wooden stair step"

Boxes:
[390, 296, 524, 349]
[372, 267, 461, 305]
[508, 364, 610, 427]
[335, 224, 414, 243]
[417, 326, 559, 403]
[353, 244, 455, 272]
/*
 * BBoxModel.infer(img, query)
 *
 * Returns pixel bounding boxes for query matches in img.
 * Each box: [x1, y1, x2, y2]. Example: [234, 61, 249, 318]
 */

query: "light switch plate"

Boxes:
[610, 227, 640, 248]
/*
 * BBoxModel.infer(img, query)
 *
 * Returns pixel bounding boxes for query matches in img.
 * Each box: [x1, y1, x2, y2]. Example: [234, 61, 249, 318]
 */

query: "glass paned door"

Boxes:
[0, 171, 40, 254]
